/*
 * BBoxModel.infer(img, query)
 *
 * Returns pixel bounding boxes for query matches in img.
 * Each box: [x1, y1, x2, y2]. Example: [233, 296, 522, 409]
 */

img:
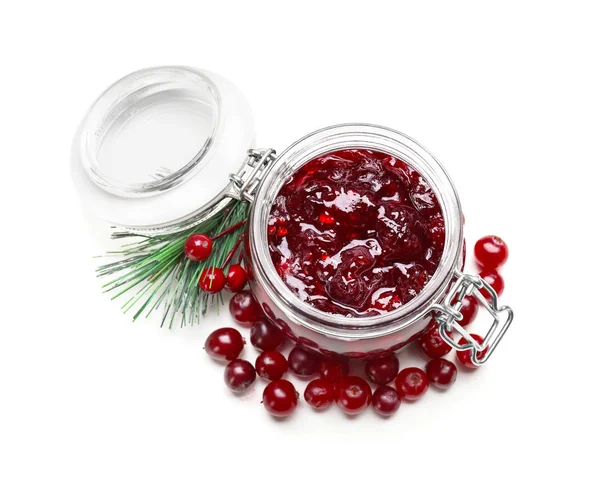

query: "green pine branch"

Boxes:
[97, 201, 249, 327]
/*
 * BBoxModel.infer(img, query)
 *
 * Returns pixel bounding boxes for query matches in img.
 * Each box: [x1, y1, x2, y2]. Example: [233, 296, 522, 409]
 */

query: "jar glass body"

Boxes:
[245, 124, 464, 358]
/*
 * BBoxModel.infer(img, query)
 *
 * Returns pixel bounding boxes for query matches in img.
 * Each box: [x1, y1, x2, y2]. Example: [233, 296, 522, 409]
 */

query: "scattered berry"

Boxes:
[250, 319, 285, 351]
[288, 346, 321, 377]
[479, 269, 505, 301]
[255, 351, 288, 380]
[474, 235, 508, 270]
[224, 359, 256, 393]
[225, 264, 248, 292]
[262, 380, 298, 417]
[204, 328, 245, 362]
[456, 334, 488, 368]
[229, 291, 262, 328]
[318, 358, 350, 383]
[304, 379, 335, 410]
[335, 376, 373, 415]
[426, 358, 457, 389]
[457, 295, 479, 327]
[365, 354, 400, 385]
[396, 367, 429, 401]
[199, 267, 226, 293]
[184, 234, 212, 261]
[418, 326, 451, 359]
[372, 385, 401, 417]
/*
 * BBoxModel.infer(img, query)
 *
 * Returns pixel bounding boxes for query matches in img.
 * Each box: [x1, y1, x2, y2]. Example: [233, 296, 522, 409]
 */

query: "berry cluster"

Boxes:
[203, 235, 509, 418]
[183, 222, 249, 294]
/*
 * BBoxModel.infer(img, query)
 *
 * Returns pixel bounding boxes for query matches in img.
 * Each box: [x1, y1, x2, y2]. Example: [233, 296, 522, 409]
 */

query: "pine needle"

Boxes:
[96, 201, 249, 325]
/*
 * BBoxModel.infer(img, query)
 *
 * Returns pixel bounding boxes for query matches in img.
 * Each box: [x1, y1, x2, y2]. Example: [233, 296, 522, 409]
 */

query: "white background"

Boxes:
[2, 1, 599, 482]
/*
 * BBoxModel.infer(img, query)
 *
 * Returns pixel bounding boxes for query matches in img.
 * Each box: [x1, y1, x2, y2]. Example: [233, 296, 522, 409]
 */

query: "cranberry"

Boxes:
[184, 234, 212, 261]
[229, 291, 262, 328]
[250, 319, 285, 351]
[395, 367, 429, 401]
[198, 267, 226, 293]
[426, 358, 457, 389]
[410, 177, 439, 215]
[457, 334, 488, 369]
[326, 270, 368, 308]
[340, 245, 374, 272]
[304, 379, 335, 409]
[262, 380, 298, 417]
[319, 211, 336, 225]
[474, 235, 509, 270]
[479, 269, 505, 301]
[428, 213, 445, 252]
[377, 203, 428, 262]
[372, 385, 401, 416]
[288, 346, 320, 377]
[458, 295, 479, 327]
[255, 351, 288, 380]
[418, 326, 451, 359]
[318, 358, 349, 383]
[365, 354, 400, 385]
[204, 327, 244, 362]
[224, 359, 256, 393]
[225, 264, 248, 292]
[335, 376, 373, 415]
[267, 149, 444, 317]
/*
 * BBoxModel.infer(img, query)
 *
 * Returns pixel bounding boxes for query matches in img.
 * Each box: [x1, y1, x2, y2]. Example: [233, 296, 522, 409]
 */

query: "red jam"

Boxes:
[267, 149, 445, 317]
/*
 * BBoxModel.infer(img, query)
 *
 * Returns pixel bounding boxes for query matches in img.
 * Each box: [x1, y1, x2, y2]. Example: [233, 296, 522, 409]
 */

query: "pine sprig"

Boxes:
[97, 200, 249, 327]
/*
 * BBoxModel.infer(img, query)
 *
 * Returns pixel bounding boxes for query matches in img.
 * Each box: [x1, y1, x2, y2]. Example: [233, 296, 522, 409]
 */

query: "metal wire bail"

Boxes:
[228, 149, 277, 203]
[432, 270, 513, 366]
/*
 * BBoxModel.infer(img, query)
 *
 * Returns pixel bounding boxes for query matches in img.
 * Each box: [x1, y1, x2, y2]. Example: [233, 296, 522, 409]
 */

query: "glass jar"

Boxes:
[73, 66, 513, 365]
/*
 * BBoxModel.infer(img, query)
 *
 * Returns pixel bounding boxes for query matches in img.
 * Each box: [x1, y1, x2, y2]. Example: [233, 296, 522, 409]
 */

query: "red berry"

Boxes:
[426, 358, 457, 389]
[335, 376, 373, 415]
[255, 351, 288, 380]
[319, 211, 336, 224]
[304, 379, 335, 409]
[474, 235, 508, 270]
[225, 264, 248, 292]
[395, 367, 429, 401]
[262, 380, 298, 417]
[199, 267, 226, 293]
[250, 319, 285, 351]
[458, 295, 479, 327]
[229, 290, 262, 327]
[224, 359, 256, 393]
[184, 234, 212, 261]
[365, 354, 400, 385]
[204, 327, 244, 362]
[288, 346, 320, 377]
[456, 334, 488, 369]
[418, 326, 451, 359]
[479, 269, 505, 301]
[372, 385, 401, 416]
[318, 358, 349, 383]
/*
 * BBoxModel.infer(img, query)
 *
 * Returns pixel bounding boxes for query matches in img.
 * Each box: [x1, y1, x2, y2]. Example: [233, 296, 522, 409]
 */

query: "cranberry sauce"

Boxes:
[267, 149, 445, 317]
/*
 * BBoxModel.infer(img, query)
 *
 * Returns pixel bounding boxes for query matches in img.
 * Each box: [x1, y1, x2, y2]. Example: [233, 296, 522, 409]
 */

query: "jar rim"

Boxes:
[248, 124, 463, 340]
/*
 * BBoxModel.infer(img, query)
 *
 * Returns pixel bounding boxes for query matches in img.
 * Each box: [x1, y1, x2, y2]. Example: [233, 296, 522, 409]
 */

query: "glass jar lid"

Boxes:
[71, 66, 255, 232]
